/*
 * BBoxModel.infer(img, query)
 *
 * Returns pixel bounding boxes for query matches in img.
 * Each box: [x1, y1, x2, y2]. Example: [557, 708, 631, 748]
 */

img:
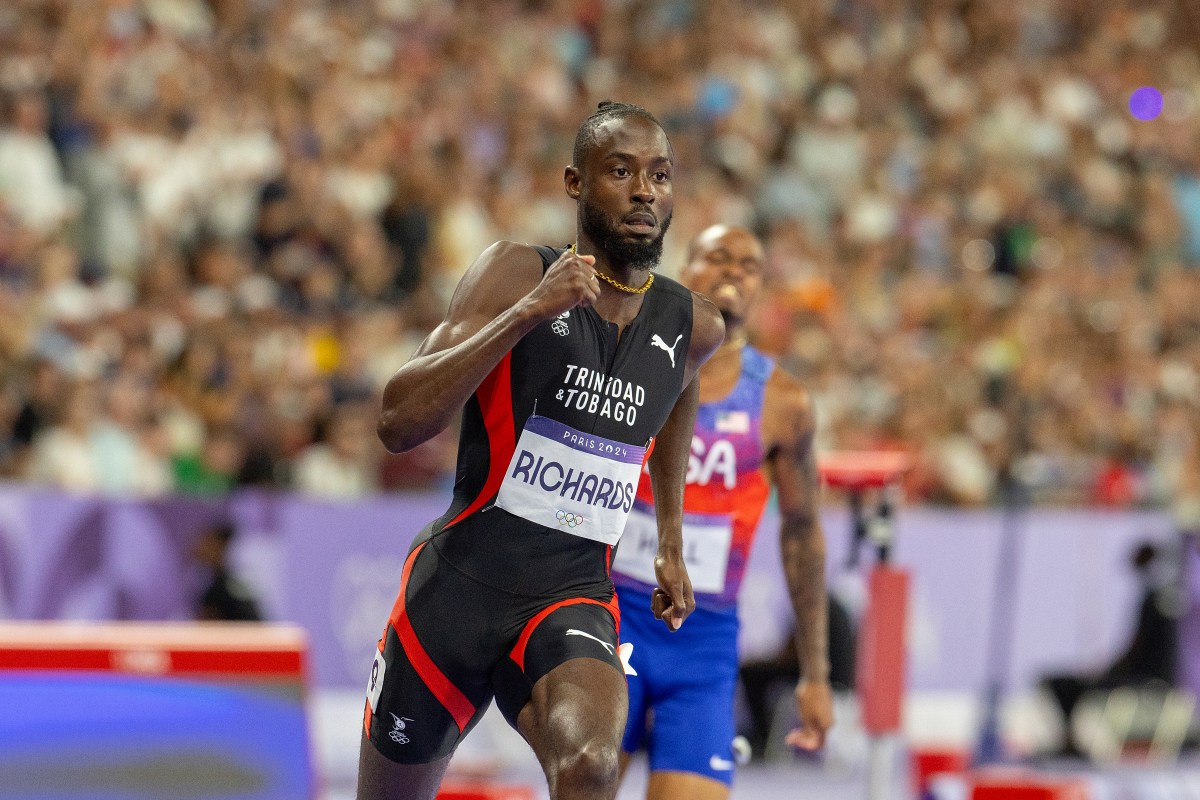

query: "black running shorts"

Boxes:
[362, 537, 624, 764]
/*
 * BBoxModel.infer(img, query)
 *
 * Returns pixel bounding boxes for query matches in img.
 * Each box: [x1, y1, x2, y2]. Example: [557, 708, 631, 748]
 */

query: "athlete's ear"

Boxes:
[564, 166, 581, 199]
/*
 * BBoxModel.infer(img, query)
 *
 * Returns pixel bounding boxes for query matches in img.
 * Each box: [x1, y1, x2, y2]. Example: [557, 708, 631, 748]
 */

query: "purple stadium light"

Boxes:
[1129, 86, 1164, 121]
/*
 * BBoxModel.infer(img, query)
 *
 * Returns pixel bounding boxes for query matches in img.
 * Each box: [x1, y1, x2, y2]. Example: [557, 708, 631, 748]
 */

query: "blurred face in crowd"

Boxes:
[62, 384, 98, 435]
[12, 92, 48, 135]
[567, 115, 673, 270]
[328, 409, 370, 462]
[203, 428, 243, 476]
[679, 225, 765, 327]
[29, 361, 63, 404]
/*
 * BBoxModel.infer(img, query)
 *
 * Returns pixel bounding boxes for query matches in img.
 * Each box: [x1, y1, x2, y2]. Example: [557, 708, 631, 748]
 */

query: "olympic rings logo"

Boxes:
[556, 510, 585, 528]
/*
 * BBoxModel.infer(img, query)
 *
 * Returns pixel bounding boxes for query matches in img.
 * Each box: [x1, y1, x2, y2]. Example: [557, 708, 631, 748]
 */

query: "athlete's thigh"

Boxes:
[616, 592, 658, 758]
[644, 668, 739, 790]
[621, 647, 650, 756]
[646, 770, 730, 800]
[517, 656, 628, 768]
[492, 596, 625, 730]
[640, 610, 741, 788]
[363, 540, 496, 765]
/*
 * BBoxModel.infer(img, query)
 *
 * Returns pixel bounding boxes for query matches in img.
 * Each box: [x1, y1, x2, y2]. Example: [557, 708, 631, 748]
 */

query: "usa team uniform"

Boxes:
[364, 245, 696, 764]
[611, 346, 774, 784]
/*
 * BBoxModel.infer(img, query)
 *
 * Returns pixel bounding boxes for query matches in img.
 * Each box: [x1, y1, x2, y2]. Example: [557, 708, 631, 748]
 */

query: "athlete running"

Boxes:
[612, 224, 833, 799]
[356, 102, 725, 800]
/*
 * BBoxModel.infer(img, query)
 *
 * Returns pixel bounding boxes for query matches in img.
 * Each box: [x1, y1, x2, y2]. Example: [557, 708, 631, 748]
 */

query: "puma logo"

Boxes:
[565, 628, 616, 655]
[650, 333, 683, 368]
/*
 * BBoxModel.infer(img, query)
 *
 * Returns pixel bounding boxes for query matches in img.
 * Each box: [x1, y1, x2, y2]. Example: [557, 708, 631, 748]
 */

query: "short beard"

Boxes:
[580, 200, 671, 271]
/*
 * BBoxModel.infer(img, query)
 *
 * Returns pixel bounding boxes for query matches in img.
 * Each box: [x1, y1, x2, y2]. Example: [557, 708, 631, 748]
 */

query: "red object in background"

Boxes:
[436, 783, 535, 800]
[819, 450, 913, 490]
[910, 747, 971, 797]
[1092, 460, 1138, 507]
[0, 622, 307, 677]
[856, 565, 910, 734]
[970, 772, 1091, 800]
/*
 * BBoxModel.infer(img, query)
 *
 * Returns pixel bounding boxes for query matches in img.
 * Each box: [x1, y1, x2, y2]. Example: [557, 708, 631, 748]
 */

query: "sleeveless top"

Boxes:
[612, 346, 774, 614]
[426, 244, 695, 599]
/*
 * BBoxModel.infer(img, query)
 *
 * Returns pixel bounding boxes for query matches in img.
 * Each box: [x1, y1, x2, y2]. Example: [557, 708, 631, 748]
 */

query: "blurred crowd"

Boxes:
[0, 0, 1198, 510]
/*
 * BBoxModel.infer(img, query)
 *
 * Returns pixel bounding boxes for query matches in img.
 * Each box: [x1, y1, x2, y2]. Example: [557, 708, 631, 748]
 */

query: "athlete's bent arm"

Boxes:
[378, 242, 599, 453]
[764, 374, 834, 750]
[646, 293, 724, 630]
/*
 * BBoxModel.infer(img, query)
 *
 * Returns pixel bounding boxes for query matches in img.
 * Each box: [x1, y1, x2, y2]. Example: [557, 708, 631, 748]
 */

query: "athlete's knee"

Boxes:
[539, 704, 621, 791]
[552, 735, 621, 794]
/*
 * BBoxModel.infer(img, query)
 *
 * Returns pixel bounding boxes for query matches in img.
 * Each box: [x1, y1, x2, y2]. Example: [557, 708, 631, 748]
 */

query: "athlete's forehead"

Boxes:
[691, 225, 764, 263]
[585, 116, 672, 166]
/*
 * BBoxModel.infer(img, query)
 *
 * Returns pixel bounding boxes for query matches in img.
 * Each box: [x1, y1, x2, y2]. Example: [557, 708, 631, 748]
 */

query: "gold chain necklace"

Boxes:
[571, 243, 654, 294]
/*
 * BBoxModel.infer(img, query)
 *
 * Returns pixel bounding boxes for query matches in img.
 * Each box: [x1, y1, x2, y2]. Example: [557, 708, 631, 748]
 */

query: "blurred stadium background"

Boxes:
[1, 0, 1199, 798]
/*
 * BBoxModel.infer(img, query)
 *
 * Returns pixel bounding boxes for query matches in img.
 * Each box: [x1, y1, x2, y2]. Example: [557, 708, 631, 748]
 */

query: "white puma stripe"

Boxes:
[564, 628, 616, 655]
[650, 333, 683, 368]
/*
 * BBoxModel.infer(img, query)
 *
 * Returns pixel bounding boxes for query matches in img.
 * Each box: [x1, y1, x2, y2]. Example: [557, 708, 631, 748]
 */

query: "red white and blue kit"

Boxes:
[364, 245, 695, 764]
[611, 345, 775, 784]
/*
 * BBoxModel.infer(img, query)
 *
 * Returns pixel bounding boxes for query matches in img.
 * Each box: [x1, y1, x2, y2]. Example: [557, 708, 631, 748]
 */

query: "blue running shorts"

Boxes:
[618, 590, 741, 785]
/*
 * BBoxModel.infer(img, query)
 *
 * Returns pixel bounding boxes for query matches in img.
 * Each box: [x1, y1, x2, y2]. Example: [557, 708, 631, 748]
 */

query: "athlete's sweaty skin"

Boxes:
[360, 107, 724, 800]
[616, 224, 832, 800]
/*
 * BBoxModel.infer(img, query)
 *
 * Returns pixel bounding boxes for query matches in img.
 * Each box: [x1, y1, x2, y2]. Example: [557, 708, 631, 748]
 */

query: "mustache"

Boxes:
[624, 206, 657, 223]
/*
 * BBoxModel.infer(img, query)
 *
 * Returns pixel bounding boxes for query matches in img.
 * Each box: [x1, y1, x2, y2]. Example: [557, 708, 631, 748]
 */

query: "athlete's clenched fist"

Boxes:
[525, 249, 600, 319]
[652, 550, 695, 631]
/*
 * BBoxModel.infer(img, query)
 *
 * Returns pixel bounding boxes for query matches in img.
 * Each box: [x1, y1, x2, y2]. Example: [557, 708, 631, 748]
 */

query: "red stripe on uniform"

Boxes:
[387, 542, 476, 732]
[642, 436, 656, 465]
[510, 595, 621, 672]
[444, 353, 515, 529]
[609, 591, 621, 635]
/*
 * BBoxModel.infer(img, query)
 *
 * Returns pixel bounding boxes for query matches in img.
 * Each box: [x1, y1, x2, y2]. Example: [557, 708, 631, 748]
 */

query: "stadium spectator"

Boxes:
[0, 1, 1197, 508]
[292, 404, 378, 499]
[193, 521, 264, 623]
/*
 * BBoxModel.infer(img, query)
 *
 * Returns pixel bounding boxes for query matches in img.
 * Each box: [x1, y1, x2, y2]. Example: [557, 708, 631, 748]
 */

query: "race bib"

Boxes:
[495, 415, 646, 546]
[612, 501, 733, 594]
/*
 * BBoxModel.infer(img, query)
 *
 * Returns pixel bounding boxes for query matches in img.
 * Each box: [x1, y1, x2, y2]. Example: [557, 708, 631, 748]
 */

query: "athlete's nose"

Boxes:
[722, 261, 749, 281]
[630, 172, 654, 204]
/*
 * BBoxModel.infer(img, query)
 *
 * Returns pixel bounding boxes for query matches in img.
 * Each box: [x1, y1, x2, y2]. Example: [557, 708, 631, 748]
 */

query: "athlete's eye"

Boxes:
[654, 171, 670, 181]
[613, 167, 630, 177]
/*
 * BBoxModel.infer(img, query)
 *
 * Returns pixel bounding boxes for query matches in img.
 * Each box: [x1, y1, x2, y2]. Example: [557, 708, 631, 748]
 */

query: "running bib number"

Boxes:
[612, 502, 733, 593]
[496, 415, 647, 546]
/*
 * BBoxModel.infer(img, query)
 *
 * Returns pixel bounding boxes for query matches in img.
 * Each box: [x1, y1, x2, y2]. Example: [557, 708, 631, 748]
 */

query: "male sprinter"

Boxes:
[357, 102, 725, 800]
[612, 224, 832, 798]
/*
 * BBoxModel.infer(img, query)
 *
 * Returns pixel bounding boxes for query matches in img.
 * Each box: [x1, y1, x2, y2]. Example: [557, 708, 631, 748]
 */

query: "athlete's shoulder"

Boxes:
[688, 289, 725, 357]
[459, 240, 544, 286]
[444, 241, 545, 319]
[480, 240, 547, 271]
[647, 271, 694, 304]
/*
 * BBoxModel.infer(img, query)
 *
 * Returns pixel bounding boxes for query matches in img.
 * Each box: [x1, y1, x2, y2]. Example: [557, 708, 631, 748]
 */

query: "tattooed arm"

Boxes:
[763, 369, 832, 750]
